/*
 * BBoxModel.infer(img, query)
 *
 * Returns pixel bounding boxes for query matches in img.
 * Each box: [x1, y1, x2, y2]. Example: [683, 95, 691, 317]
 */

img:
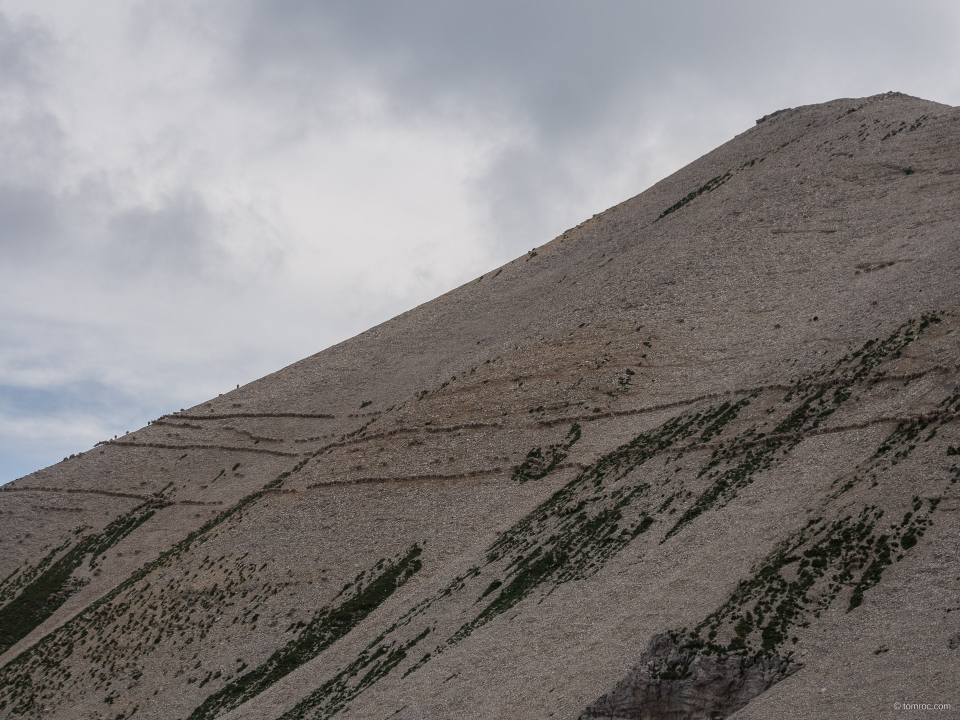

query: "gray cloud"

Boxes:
[0, 183, 60, 257]
[0, 10, 54, 93]
[0, 12, 70, 265]
[106, 195, 223, 279]
[223, 0, 960, 253]
[0, 10, 64, 181]
[232, 1, 960, 125]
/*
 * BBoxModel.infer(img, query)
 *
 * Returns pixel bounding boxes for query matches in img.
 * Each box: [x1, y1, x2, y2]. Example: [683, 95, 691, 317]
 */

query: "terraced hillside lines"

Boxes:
[4, 334, 957, 719]
[232, 410, 724, 717]
[3, 93, 960, 720]
[0, 486, 162, 502]
[107, 440, 303, 457]
[266, 400, 763, 716]
[0, 486, 222, 505]
[307, 466, 515, 489]
[536, 363, 958, 429]
[302, 421, 503, 455]
[473, 402, 753, 618]
[511, 423, 582, 483]
[582, 372, 960, 718]
[169, 412, 338, 421]
[665, 314, 943, 541]
[270, 312, 959, 720]
[581, 395, 960, 719]
[0, 458, 312, 717]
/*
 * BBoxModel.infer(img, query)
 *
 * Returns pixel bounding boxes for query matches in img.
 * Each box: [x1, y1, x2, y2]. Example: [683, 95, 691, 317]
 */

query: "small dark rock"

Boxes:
[756, 108, 791, 125]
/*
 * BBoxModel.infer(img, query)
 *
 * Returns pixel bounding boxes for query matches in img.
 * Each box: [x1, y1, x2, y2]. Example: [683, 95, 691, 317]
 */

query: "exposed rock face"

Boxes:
[581, 634, 799, 720]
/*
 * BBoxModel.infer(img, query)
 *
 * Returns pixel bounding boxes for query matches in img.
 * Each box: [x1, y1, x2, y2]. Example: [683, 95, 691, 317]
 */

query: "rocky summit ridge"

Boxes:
[1, 91, 959, 720]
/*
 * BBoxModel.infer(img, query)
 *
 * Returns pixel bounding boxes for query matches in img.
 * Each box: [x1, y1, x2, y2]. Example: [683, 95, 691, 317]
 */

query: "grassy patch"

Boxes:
[512, 424, 581, 483]
[188, 546, 422, 720]
[0, 504, 156, 655]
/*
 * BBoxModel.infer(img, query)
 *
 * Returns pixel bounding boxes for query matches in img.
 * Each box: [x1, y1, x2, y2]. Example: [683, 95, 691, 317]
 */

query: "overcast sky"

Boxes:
[1, 1, 958, 483]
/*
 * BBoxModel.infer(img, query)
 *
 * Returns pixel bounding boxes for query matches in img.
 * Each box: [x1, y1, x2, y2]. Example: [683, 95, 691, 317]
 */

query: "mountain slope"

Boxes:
[1, 91, 959, 720]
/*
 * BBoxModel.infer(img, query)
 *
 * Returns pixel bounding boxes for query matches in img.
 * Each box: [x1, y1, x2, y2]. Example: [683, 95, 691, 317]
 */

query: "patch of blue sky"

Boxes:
[0, 382, 168, 485]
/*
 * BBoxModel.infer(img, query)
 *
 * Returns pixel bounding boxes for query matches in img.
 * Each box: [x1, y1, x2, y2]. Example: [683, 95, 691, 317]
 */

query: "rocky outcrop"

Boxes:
[581, 634, 800, 720]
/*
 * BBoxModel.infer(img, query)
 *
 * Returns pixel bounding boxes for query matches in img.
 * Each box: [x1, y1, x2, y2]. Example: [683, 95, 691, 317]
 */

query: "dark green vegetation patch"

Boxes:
[450, 398, 753, 643]
[188, 545, 422, 720]
[666, 316, 940, 540]
[512, 423, 581, 483]
[656, 155, 768, 222]
[0, 504, 156, 656]
[0, 313, 955, 720]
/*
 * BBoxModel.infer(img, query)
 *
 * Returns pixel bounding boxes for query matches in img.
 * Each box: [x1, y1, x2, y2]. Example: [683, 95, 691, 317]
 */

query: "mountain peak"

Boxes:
[2, 94, 959, 719]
